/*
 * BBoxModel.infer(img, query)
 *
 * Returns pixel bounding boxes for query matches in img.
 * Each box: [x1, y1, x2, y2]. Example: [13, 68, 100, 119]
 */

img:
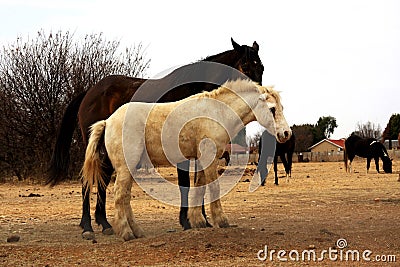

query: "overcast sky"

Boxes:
[1, 0, 399, 139]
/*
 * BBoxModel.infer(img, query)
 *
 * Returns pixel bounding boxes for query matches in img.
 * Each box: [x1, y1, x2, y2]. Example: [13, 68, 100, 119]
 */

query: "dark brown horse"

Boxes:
[47, 38, 264, 239]
[344, 134, 392, 173]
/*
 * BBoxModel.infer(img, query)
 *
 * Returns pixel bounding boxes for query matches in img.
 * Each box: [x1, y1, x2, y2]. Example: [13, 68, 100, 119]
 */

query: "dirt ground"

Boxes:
[1, 160, 399, 266]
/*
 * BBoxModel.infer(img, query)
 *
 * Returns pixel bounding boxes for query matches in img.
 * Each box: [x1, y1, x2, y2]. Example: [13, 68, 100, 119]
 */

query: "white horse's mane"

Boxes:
[187, 79, 281, 106]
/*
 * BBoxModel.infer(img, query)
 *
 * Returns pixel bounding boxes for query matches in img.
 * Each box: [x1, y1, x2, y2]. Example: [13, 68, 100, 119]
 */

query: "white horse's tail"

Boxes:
[82, 120, 107, 196]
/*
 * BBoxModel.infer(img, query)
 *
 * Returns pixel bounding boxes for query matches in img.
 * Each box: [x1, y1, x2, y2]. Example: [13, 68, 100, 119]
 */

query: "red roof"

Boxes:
[309, 138, 345, 150]
[328, 139, 345, 148]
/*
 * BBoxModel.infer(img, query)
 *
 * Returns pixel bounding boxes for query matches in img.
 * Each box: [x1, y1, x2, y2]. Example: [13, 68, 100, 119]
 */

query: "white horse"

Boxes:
[82, 79, 291, 241]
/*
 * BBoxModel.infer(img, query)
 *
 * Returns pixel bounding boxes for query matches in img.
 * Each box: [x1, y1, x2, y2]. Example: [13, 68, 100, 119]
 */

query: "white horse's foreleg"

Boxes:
[206, 161, 229, 228]
[188, 170, 208, 228]
[126, 204, 145, 238]
[113, 168, 144, 241]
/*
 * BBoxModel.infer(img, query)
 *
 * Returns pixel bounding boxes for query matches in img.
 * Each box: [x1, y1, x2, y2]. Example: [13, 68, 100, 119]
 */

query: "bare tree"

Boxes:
[354, 121, 382, 139]
[0, 30, 150, 181]
[247, 131, 262, 150]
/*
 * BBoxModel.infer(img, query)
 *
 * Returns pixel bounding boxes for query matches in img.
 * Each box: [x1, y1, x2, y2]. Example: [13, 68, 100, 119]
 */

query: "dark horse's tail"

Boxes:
[46, 91, 87, 186]
[343, 140, 348, 172]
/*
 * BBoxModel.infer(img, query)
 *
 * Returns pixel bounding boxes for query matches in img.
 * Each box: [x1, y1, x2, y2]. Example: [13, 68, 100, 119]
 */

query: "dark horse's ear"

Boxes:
[253, 41, 259, 52]
[231, 38, 243, 52]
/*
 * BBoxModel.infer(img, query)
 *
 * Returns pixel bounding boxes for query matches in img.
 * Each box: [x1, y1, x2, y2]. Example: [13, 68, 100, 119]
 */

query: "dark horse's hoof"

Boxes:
[182, 220, 192, 230]
[183, 219, 212, 230]
[102, 227, 114, 235]
[82, 231, 95, 240]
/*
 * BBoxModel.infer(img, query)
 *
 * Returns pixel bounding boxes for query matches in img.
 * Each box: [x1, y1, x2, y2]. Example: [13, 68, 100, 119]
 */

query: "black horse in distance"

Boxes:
[344, 134, 392, 173]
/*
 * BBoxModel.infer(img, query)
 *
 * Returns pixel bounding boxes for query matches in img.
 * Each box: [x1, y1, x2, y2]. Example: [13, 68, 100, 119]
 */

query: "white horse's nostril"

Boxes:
[284, 131, 289, 139]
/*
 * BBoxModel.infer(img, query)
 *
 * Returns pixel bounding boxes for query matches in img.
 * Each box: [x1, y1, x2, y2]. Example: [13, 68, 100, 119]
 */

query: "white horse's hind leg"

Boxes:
[188, 170, 208, 228]
[113, 168, 144, 241]
[206, 161, 229, 228]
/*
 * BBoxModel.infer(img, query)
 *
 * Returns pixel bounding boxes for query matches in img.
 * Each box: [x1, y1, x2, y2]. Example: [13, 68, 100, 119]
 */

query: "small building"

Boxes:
[305, 139, 345, 162]
[308, 139, 345, 153]
[383, 140, 399, 150]
[225, 143, 249, 154]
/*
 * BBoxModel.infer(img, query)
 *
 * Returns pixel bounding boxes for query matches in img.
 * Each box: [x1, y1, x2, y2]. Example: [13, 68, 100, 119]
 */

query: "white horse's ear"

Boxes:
[259, 94, 267, 101]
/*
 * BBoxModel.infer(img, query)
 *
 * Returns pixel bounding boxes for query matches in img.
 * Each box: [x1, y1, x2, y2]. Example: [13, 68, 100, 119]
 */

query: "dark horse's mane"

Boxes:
[203, 44, 259, 66]
[203, 49, 236, 61]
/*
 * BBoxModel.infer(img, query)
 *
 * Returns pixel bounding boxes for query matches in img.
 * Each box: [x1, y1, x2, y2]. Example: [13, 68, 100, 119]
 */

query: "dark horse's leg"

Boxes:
[374, 157, 380, 173]
[280, 154, 289, 176]
[177, 160, 211, 230]
[177, 161, 191, 230]
[274, 155, 279, 185]
[80, 183, 94, 239]
[94, 155, 113, 234]
[80, 147, 113, 239]
[287, 152, 293, 177]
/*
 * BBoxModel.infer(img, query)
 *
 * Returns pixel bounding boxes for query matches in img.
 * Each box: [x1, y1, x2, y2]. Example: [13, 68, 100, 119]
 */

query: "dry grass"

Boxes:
[1, 160, 399, 266]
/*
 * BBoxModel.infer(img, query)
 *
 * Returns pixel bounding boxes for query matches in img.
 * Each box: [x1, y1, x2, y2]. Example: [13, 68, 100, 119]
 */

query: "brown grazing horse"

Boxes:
[47, 38, 264, 239]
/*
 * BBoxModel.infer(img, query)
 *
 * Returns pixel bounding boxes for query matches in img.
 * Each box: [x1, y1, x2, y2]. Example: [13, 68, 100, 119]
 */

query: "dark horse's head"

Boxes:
[382, 155, 393, 173]
[382, 158, 393, 173]
[230, 38, 264, 84]
[379, 142, 393, 173]
[204, 38, 264, 84]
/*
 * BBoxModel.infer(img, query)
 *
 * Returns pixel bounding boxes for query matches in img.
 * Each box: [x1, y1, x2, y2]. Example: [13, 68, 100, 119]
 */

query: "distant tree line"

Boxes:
[247, 116, 338, 152]
[0, 30, 150, 181]
[382, 113, 400, 149]
[292, 116, 337, 152]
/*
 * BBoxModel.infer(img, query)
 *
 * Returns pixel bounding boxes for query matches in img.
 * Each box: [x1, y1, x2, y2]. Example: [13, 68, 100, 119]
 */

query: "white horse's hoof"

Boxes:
[133, 228, 145, 238]
[189, 217, 208, 228]
[122, 232, 136, 241]
[218, 220, 230, 228]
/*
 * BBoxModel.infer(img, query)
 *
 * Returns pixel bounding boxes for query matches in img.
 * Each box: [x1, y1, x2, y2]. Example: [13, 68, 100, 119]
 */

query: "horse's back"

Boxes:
[79, 75, 146, 138]
[345, 135, 376, 158]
